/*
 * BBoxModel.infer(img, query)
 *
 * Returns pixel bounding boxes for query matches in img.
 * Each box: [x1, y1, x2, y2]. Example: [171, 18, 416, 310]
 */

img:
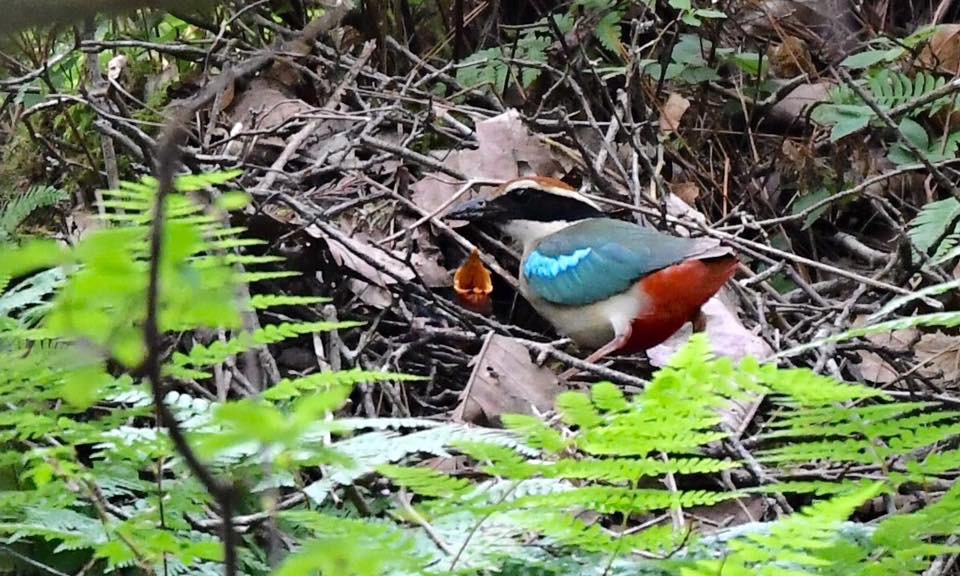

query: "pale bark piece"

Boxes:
[765, 82, 832, 128]
[455, 334, 562, 426]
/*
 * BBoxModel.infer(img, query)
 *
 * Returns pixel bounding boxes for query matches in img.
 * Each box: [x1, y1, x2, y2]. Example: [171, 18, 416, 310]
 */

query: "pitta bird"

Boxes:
[446, 177, 737, 369]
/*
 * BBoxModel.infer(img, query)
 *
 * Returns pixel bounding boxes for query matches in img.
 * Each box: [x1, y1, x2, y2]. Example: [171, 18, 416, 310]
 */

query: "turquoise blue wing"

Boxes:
[523, 218, 713, 306]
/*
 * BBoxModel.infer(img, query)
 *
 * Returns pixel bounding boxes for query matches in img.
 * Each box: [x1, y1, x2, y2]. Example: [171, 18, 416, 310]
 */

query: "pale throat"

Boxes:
[500, 219, 580, 251]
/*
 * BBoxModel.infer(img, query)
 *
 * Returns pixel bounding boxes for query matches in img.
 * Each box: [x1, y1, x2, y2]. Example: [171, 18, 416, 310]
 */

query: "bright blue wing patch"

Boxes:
[524, 248, 593, 279]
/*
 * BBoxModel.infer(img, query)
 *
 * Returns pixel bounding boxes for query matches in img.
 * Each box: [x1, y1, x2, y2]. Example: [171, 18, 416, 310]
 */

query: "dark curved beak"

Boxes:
[445, 197, 501, 221]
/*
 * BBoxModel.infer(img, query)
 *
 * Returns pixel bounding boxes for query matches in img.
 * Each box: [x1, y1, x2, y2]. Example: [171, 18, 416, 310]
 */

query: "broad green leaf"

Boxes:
[897, 117, 929, 149]
[694, 8, 727, 18]
[791, 188, 833, 229]
[841, 47, 904, 69]
[830, 114, 871, 141]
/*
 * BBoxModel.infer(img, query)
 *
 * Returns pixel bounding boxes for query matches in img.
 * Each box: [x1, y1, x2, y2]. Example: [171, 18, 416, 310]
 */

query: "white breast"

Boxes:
[518, 257, 650, 349]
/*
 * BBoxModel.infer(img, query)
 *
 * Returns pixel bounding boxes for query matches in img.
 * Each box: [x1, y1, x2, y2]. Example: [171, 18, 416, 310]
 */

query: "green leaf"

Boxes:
[790, 188, 833, 229]
[672, 34, 709, 66]
[830, 114, 871, 141]
[727, 52, 766, 77]
[841, 47, 904, 69]
[595, 11, 622, 54]
[681, 12, 702, 26]
[898, 117, 929, 149]
[694, 8, 727, 18]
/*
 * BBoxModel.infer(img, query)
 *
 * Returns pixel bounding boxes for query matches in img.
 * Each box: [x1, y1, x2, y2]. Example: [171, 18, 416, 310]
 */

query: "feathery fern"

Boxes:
[0, 185, 66, 241]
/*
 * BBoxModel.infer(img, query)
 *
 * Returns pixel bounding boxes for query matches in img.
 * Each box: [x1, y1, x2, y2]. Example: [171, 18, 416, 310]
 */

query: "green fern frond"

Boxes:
[909, 197, 960, 257]
[513, 510, 679, 554]
[780, 310, 960, 358]
[509, 486, 734, 515]
[378, 464, 474, 498]
[239, 270, 302, 282]
[173, 321, 362, 370]
[265, 368, 421, 401]
[595, 10, 623, 53]
[248, 294, 331, 309]
[0, 185, 67, 240]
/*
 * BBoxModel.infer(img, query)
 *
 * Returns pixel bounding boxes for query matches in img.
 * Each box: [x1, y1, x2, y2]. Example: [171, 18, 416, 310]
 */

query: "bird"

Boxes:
[445, 176, 738, 371]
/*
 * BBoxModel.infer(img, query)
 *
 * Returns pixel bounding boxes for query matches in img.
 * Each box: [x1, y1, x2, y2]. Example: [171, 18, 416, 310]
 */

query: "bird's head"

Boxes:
[446, 177, 604, 248]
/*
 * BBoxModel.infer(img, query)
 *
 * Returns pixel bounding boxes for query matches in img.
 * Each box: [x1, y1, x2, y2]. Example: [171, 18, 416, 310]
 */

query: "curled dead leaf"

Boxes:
[917, 25, 960, 75]
[670, 181, 700, 207]
[767, 36, 816, 78]
[454, 249, 493, 314]
[107, 55, 129, 82]
[659, 93, 690, 134]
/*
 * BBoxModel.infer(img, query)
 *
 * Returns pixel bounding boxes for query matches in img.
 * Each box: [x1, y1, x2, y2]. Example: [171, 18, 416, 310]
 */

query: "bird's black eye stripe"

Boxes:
[499, 186, 604, 221]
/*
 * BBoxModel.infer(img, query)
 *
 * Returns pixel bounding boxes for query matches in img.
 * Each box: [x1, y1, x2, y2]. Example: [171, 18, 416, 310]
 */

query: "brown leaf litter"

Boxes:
[454, 333, 561, 426]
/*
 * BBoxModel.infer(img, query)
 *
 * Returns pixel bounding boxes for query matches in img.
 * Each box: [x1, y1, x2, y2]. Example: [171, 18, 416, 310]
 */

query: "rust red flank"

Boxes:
[621, 255, 738, 352]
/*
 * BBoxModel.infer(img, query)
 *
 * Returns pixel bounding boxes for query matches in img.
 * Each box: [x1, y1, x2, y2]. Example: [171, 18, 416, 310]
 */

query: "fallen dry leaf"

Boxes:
[228, 78, 312, 133]
[850, 315, 916, 384]
[453, 249, 493, 314]
[455, 333, 561, 426]
[306, 224, 415, 308]
[659, 93, 690, 134]
[767, 36, 816, 78]
[734, 0, 855, 60]
[854, 350, 899, 384]
[670, 181, 700, 207]
[917, 24, 960, 75]
[915, 331, 960, 386]
[688, 495, 769, 533]
[411, 109, 564, 213]
[854, 315, 918, 351]
[412, 248, 451, 289]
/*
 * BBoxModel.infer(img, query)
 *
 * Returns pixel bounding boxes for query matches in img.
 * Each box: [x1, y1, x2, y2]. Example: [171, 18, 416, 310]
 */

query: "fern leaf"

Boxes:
[265, 368, 421, 401]
[909, 197, 960, 255]
[248, 294, 331, 309]
[595, 11, 623, 54]
[0, 185, 66, 239]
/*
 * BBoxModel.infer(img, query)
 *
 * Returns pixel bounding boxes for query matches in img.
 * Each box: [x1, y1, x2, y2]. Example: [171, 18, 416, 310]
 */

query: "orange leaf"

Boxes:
[454, 249, 493, 314]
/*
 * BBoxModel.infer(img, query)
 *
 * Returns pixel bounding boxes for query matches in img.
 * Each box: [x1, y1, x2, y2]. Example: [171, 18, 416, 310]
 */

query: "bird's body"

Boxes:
[447, 177, 737, 364]
[519, 217, 737, 352]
